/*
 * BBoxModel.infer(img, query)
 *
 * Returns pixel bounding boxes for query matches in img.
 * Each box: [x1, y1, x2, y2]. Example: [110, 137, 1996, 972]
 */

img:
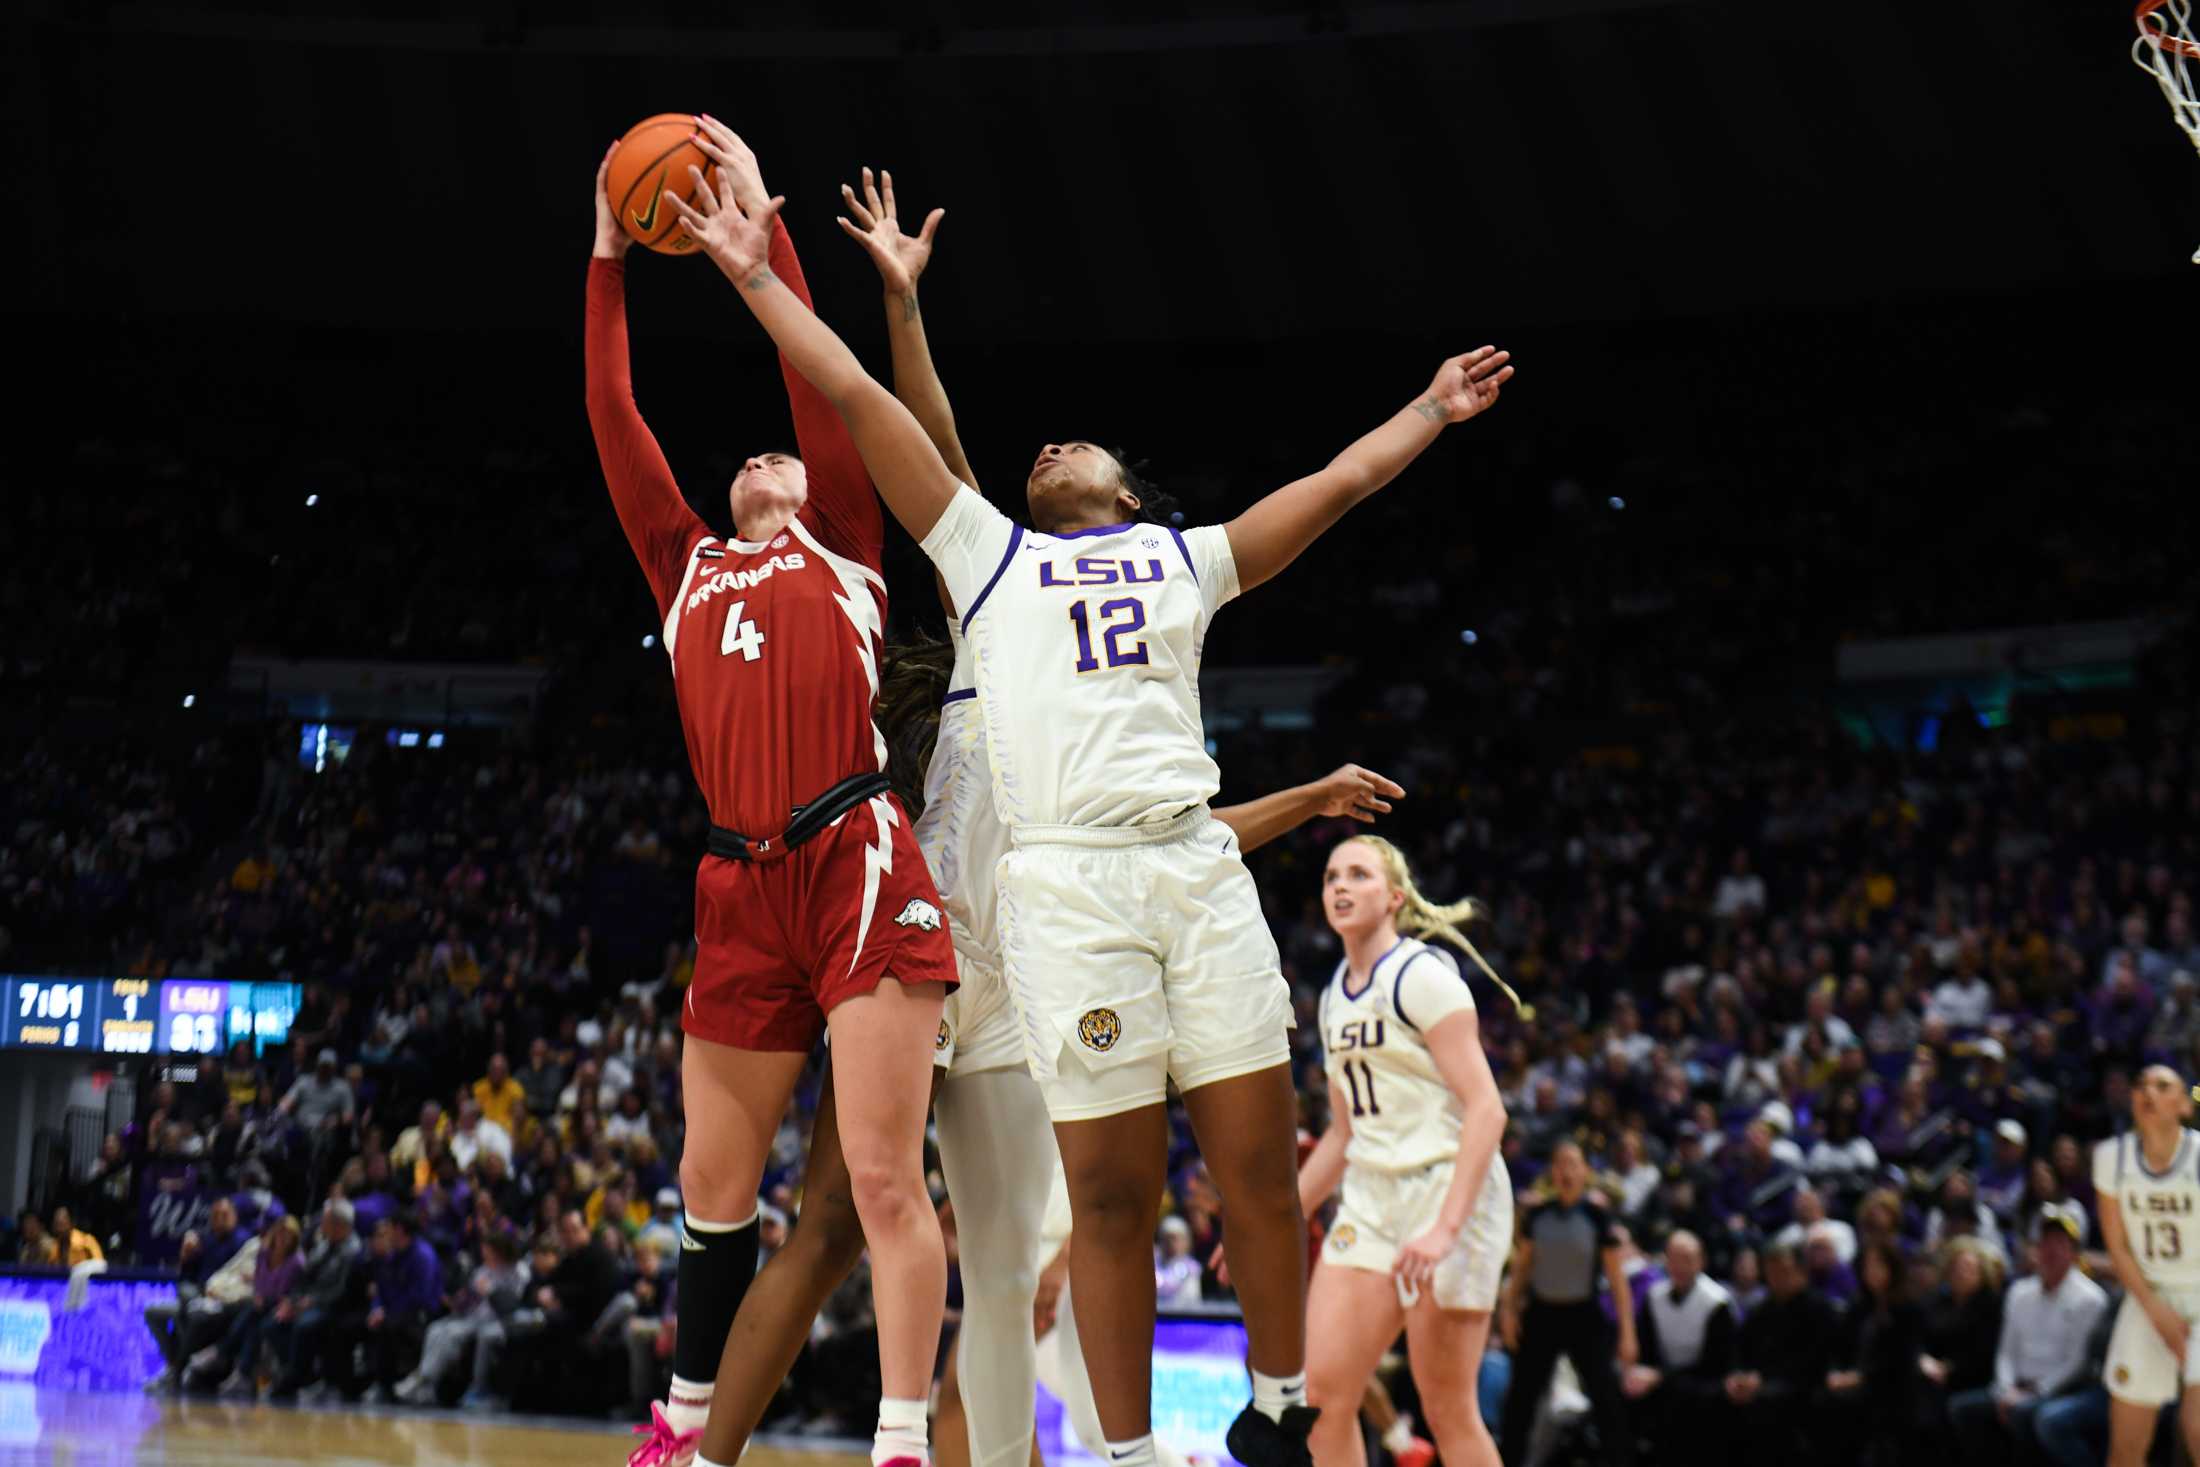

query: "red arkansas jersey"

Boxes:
[585, 226, 888, 837]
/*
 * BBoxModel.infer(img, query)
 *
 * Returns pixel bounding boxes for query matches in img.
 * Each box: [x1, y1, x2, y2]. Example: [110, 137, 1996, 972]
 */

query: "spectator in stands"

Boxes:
[1713, 850, 1766, 921]
[1928, 951, 1994, 1030]
[330, 1210, 438, 1402]
[1623, 1230, 1734, 1467]
[390, 1100, 445, 1180]
[394, 1230, 525, 1405]
[1922, 1171, 2006, 1259]
[637, 1188, 680, 1258]
[204, 1215, 304, 1396]
[1717, 1243, 1835, 1456]
[1716, 1121, 1798, 1237]
[1917, 1238, 2006, 1447]
[516, 1037, 565, 1122]
[1817, 1238, 1922, 1467]
[619, 1235, 677, 1413]
[472, 1053, 526, 1139]
[448, 1099, 510, 1172]
[1977, 1120, 2031, 1230]
[504, 1210, 619, 1408]
[50, 1204, 101, 1267]
[1773, 1184, 1855, 1264]
[268, 1199, 365, 1400]
[1945, 1204, 2106, 1465]
[2030, 1284, 2122, 1467]
[143, 1196, 247, 1392]
[15, 1210, 58, 1267]
[1154, 1217, 1202, 1306]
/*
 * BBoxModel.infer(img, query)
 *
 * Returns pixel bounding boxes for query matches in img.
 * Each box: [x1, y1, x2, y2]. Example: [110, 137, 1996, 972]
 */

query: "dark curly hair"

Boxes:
[875, 630, 956, 814]
[1108, 447, 1185, 528]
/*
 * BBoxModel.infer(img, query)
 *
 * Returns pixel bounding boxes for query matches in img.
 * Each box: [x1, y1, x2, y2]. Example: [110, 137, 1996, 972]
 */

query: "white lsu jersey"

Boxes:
[2096, 1129, 2200, 1289]
[1320, 937, 1480, 1174]
[918, 485, 1239, 830]
[911, 619, 1006, 962]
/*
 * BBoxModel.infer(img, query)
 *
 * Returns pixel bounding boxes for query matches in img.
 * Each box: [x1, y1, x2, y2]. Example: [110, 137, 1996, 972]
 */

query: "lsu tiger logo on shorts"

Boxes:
[1077, 1008, 1123, 1052]
[1330, 1223, 1358, 1251]
[895, 899, 944, 931]
[936, 1020, 952, 1052]
[2116, 1365, 2131, 1386]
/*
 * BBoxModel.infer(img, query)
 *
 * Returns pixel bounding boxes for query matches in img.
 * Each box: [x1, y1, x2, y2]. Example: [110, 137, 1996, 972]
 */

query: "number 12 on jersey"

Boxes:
[1069, 598, 1149, 673]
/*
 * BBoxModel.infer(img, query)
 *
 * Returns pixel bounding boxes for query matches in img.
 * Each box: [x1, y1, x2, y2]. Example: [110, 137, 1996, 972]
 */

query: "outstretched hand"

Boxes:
[836, 167, 944, 299]
[1416, 346, 1514, 425]
[1311, 764, 1404, 823]
[661, 163, 784, 288]
[689, 115, 770, 213]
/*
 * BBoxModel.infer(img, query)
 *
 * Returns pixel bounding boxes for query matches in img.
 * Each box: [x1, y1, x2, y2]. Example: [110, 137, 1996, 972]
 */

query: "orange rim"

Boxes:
[2137, 0, 2200, 58]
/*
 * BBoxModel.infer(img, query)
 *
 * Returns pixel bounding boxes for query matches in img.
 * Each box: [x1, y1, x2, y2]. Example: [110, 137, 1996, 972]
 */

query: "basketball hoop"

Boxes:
[2134, 0, 2200, 260]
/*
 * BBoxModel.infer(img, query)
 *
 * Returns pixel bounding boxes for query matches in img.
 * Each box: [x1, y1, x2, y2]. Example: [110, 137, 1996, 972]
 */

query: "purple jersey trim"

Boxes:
[1167, 526, 1199, 585]
[941, 689, 976, 706]
[961, 523, 1025, 633]
[1341, 935, 1408, 1003]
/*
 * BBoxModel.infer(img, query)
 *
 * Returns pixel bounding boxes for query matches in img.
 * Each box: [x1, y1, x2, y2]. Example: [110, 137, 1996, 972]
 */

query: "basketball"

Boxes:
[607, 113, 712, 255]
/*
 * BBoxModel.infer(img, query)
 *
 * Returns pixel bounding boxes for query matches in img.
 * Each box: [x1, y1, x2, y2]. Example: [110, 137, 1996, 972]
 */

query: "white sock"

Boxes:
[1103, 1434, 1158, 1467]
[872, 1395, 929, 1466]
[1251, 1369, 1307, 1424]
[666, 1374, 714, 1436]
[1381, 1415, 1416, 1453]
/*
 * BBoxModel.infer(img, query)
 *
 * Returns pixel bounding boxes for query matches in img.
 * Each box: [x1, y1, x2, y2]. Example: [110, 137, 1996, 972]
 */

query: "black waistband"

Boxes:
[707, 770, 893, 862]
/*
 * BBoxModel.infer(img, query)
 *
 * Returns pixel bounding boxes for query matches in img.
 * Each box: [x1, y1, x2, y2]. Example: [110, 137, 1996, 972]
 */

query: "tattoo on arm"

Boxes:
[1411, 396, 1446, 425]
[741, 265, 779, 293]
[897, 291, 920, 324]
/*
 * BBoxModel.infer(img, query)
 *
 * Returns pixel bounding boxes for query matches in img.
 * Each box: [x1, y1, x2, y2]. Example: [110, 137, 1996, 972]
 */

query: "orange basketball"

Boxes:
[607, 114, 712, 256]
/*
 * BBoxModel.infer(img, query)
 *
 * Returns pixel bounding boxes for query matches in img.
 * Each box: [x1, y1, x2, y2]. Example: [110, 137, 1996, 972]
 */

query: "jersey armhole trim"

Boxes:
[1168, 526, 1199, 585]
[1391, 947, 1460, 1033]
[941, 688, 976, 706]
[960, 523, 1025, 633]
[662, 535, 720, 658]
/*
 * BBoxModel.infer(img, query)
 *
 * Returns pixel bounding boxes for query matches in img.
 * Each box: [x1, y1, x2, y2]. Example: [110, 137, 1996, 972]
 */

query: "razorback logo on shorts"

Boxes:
[1330, 1223, 1358, 1250]
[1077, 1008, 1122, 1052]
[894, 899, 943, 931]
[936, 1020, 952, 1052]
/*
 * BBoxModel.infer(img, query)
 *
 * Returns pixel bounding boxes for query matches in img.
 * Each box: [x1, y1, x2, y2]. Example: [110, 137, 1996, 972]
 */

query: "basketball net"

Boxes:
[2134, 0, 2200, 261]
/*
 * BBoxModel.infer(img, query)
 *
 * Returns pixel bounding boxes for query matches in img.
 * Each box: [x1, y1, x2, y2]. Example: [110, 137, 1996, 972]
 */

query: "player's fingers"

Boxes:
[662, 192, 706, 232]
[840, 184, 878, 231]
[1467, 349, 1511, 380]
[711, 165, 738, 213]
[862, 166, 885, 220]
[683, 166, 719, 215]
[881, 168, 898, 220]
[1361, 798, 1393, 815]
[917, 207, 945, 246]
[1366, 773, 1406, 798]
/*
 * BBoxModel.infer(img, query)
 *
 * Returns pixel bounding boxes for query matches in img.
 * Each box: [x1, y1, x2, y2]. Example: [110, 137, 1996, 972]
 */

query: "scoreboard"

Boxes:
[0, 977, 299, 1056]
[0, 977, 157, 1054]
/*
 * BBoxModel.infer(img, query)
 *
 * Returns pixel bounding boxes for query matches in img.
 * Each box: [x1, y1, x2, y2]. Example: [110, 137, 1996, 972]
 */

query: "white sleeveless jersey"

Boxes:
[911, 620, 1006, 961]
[1320, 938, 1477, 1174]
[2096, 1129, 2200, 1289]
[918, 486, 1239, 829]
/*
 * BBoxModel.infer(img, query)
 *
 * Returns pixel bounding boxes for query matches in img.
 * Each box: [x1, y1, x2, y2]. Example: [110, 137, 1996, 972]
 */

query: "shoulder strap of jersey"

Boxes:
[1392, 940, 1464, 1033]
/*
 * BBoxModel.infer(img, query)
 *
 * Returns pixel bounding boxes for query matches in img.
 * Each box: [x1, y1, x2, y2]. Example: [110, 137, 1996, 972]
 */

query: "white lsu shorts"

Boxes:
[1325, 1157, 1513, 1311]
[2105, 1285, 2200, 1407]
[933, 937, 1027, 1075]
[995, 807, 1293, 1123]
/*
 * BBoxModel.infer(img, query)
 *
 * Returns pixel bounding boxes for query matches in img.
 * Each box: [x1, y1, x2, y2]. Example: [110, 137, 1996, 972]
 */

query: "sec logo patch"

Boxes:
[1077, 1008, 1122, 1052]
[771, 535, 790, 550]
[1330, 1223, 1358, 1251]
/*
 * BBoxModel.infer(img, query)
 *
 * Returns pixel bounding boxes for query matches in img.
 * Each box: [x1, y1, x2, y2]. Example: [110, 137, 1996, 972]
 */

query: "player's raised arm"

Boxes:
[1213, 764, 1406, 854]
[664, 156, 961, 545]
[1222, 348, 1513, 594]
[692, 117, 883, 565]
[834, 166, 980, 494]
[586, 143, 711, 614]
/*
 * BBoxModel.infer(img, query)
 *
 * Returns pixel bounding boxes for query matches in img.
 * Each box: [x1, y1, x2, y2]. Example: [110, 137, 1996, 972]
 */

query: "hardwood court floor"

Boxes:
[3, 1387, 873, 1466]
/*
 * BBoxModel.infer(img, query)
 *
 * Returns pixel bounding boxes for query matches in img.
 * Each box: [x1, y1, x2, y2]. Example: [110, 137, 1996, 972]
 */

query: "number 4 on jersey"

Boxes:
[720, 600, 765, 661]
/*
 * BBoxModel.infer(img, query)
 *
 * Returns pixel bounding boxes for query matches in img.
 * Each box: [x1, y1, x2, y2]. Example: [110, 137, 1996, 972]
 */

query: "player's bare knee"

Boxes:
[788, 1188, 868, 1272]
[678, 1154, 752, 1223]
[843, 1154, 926, 1233]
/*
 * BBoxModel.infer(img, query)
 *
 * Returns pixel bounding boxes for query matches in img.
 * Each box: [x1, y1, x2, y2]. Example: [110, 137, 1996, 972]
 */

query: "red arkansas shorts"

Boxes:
[683, 792, 958, 1052]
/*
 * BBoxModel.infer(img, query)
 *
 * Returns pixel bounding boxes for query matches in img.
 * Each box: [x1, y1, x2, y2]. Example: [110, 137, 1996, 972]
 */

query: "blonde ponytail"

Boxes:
[1349, 835, 1532, 1022]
